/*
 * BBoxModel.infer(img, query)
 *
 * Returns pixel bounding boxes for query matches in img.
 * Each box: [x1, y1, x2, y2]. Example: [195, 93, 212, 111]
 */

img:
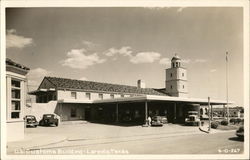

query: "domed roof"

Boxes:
[171, 54, 181, 61]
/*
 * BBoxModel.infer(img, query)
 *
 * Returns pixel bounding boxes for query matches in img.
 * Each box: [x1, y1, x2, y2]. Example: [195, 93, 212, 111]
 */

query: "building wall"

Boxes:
[165, 67, 188, 97]
[25, 101, 59, 122]
[57, 90, 130, 101]
[60, 104, 86, 121]
[7, 121, 24, 142]
[6, 71, 27, 142]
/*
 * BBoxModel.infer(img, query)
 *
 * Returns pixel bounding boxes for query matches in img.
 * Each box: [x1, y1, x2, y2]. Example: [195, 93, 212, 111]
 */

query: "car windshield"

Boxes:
[188, 112, 198, 115]
[44, 115, 53, 118]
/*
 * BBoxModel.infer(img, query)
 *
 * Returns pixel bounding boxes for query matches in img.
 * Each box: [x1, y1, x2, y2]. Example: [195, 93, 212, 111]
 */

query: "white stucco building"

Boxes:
[6, 59, 30, 142]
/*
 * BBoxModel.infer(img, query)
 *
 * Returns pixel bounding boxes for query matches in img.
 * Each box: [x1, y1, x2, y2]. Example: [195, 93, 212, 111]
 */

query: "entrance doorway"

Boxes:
[85, 108, 91, 121]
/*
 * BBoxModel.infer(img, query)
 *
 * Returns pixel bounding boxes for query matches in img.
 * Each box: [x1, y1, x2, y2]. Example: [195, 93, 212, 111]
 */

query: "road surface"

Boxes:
[25, 131, 243, 155]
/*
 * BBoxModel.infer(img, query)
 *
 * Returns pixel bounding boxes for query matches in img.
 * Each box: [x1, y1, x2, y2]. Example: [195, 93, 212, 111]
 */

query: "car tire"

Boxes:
[55, 122, 58, 126]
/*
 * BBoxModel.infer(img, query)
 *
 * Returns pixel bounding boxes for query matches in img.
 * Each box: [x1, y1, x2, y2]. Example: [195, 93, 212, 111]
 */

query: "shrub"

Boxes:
[211, 121, 219, 129]
[236, 118, 241, 124]
[221, 120, 229, 126]
[230, 118, 236, 124]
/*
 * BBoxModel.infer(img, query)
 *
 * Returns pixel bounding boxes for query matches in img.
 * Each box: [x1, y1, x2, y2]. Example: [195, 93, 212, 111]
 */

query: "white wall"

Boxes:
[57, 90, 131, 100]
[25, 101, 59, 122]
[6, 71, 27, 142]
[7, 121, 24, 142]
[165, 67, 188, 97]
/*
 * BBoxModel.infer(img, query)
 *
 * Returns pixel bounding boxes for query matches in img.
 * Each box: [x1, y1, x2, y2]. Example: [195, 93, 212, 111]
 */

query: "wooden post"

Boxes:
[145, 101, 148, 125]
[174, 103, 177, 122]
[208, 97, 211, 132]
[211, 105, 213, 121]
[116, 103, 119, 122]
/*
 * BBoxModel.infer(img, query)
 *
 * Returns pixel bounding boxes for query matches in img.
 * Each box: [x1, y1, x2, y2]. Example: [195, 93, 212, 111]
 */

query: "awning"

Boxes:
[57, 95, 233, 105]
[28, 88, 56, 95]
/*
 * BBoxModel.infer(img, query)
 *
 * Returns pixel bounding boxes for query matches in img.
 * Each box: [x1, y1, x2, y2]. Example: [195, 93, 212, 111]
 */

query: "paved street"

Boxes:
[7, 122, 244, 155]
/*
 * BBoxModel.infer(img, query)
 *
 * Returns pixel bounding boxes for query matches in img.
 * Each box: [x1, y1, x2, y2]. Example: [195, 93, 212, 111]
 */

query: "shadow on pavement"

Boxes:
[228, 137, 244, 142]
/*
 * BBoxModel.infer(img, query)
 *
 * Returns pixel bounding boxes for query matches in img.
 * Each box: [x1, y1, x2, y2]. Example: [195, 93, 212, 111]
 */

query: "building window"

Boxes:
[170, 73, 172, 77]
[182, 73, 184, 77]
[183, 85, 184, 89]
[86, 93, 91, 100]
[110, 94, 114, 99]
[99, 93, 103, 100]
[70, 108, 77, 117]
[121, 94, 124, 98]
[176, 62, 178, 67]
[11, 79, 21, 119]
[71, 92, 77, 99]
[200, 108, 203, 115]
[170, 85, 172, 89]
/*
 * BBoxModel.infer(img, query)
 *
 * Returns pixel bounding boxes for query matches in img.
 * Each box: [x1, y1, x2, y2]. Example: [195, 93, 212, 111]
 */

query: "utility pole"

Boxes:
[226, 52, 229, 123]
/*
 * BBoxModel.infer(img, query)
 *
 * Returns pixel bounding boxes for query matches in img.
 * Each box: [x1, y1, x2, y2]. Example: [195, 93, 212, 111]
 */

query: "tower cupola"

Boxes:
[171, 54, 181, 68]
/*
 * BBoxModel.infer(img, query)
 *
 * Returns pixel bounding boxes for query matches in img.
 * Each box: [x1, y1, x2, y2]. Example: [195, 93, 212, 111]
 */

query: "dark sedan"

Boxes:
[24, 115, 38, 128]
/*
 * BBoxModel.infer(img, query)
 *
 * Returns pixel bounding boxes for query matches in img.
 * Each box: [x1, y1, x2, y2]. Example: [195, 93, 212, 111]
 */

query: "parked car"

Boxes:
[151, 116, 163, 126]
[159, 116, 168, 124]
[24, 115, 38, 128]
[185, 111, 200, 126]
[236, 126, 244, 139]
[39, 114, 59, 126]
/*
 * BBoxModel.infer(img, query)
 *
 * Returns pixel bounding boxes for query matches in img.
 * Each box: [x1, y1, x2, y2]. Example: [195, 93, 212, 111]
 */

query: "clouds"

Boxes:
[27, 68, 51, 87]
[61, 48, 106, 69]
[6, 29, 33, 49]
[103, 46, 161, 64]
[61, 41, 208, 70]
[27, 68, 51, 79]
[130, 52, 161, 64]
[103, 46, 132, 57]
[82, 40, 98, 49]
[159, 58, 171, 66]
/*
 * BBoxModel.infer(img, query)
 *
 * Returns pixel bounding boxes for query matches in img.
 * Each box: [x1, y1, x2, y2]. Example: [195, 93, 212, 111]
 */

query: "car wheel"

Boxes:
[55, 122, 58, 126]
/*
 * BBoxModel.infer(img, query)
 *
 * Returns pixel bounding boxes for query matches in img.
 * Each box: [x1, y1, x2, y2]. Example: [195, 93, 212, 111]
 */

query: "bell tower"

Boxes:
[165, 54, 188, 97]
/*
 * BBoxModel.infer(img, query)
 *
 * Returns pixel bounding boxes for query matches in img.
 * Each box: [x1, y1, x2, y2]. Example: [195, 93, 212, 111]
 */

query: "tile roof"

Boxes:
[6, 58, 30, 70]
[44, 77, 168, 96]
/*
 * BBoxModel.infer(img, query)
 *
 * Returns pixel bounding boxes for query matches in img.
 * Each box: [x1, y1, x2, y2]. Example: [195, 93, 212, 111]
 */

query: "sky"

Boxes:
[6, 7, 244, 106]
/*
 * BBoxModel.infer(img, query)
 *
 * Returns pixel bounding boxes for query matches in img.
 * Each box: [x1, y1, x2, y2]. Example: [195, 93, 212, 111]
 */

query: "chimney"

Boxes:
[137, 79, 146, 88]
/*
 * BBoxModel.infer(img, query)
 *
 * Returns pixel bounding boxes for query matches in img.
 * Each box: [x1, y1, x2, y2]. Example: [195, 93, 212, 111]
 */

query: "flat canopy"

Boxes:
[29, 88, 56, 95]
[58, 95, 233, 105]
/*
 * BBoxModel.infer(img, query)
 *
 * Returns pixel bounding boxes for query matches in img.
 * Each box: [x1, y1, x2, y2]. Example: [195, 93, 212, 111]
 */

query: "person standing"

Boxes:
[148, 116, 152, 126]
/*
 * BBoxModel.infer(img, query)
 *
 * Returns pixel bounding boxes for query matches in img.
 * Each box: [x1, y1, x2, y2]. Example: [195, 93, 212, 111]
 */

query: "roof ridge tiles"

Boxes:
[43, 76, 167, 96]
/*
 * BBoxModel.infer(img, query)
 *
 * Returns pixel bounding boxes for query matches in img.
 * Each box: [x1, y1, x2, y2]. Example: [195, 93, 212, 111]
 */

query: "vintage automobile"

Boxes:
[185, 111, 200, 126]
[236, 126, 244, 139]
[151, 116, 163, 126]
[24, 115, 38, 128]
[39, 114, 59, 127]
